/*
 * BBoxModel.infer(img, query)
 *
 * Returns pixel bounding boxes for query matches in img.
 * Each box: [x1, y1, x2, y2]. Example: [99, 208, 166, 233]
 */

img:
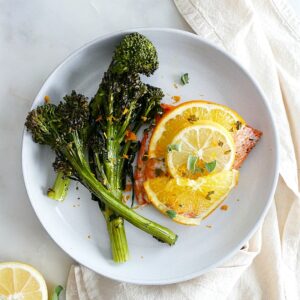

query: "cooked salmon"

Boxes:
[134, 105, 262, 205]
[233, 125, 262, 169]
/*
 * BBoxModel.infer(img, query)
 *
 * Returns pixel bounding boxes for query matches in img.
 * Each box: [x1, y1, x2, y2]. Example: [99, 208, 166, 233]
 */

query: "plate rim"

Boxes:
[21, 27, 280, 285]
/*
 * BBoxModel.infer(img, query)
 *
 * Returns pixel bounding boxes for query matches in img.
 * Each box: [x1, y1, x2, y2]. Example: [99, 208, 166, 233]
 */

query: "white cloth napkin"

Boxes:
[66, 0, 300, 299]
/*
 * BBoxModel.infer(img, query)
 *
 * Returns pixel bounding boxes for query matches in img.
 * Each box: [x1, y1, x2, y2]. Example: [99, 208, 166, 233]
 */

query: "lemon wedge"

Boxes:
[0, 262, 48, 300]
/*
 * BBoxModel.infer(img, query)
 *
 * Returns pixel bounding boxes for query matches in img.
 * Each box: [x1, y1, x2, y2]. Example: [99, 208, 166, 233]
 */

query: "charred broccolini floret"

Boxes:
[110, 32, 159, 76]
[88, 34, 164, 262]
[26, 33, 177, 263]
[45, 93, 89, 202]
[47, 32, 159, 202]
[25, 91, 177, 254]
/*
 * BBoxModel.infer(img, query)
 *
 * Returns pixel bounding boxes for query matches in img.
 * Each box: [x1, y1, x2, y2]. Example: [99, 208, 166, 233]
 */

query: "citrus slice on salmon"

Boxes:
[167, 121, 235, 179]
[144, 170, 239, 225]
[149, 100, 245, 158]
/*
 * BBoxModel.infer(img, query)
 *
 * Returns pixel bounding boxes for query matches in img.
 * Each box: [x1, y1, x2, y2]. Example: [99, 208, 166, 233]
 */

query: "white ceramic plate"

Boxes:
[22, 28, 279, 284]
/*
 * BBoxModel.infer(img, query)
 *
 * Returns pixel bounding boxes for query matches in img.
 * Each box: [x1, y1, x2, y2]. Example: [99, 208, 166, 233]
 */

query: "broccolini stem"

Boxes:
[47, 171, 71, 202]
[92, 151, 129, 263]
[87, 172, 177, 245]
[102, 202, 129, 263]
[104, 124, 129, 262]
[65, 150, 177, 245]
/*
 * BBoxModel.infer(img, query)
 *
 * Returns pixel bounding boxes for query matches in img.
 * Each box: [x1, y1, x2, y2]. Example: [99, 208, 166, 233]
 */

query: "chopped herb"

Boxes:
[249, 138, 255, 141]
[187, 114, 199, 123]
[236, 121, 242, 130]
[224, 150, 231, 155]
[205, 160, 216, 173]
[167, 144, 180, 152]
[218, 141, 224, 147]
[195, 166, 204, 173]
[181, 73, 189, 85]
[51, 285, 63, 300]
[205, 191, 215, 200]
[155, 168, 164, 177]
[187, 155, 198, 173]
[166, 210, 177, 219]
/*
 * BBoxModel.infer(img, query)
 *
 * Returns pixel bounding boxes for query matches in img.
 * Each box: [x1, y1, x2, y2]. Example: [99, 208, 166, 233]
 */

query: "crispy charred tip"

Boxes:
[25, 103, 57, 145]
[111, 32, 159, 76]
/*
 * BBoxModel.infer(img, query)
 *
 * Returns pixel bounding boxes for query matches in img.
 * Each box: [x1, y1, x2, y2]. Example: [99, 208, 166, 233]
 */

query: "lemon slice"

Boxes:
[149, 100, 245, 158]
[0, 262, 48, 300]
[144, 170, 239, 225]
[167, 121, 235, 179]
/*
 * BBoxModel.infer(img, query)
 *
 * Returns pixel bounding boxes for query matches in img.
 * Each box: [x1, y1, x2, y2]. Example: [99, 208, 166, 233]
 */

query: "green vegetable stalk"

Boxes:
[47, 171, 71, 201]
[25, 92, 177, 253]
[88, 33, 168, 262]
[26, 33, 178, 263]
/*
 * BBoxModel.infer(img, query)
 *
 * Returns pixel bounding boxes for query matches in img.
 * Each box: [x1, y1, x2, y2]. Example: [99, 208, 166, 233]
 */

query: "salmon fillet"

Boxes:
[233, 125, 262, 169]
[134, 103, 262, 204]
[134, 124, 262, 205]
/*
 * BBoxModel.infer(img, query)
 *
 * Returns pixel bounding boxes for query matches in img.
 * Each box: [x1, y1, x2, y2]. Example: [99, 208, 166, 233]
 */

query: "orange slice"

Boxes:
[149, 100, 245, 158]
[144, 170, 239, 225]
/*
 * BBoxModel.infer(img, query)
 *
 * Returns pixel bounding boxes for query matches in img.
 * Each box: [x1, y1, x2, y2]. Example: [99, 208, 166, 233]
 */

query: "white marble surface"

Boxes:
[0, 0, 190, 293]
[0, 0, 299, 295]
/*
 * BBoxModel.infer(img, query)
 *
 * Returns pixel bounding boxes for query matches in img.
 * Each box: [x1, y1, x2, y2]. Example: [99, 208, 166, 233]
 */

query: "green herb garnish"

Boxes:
[218, 140, 224, 147]
[236, 121, 242, 130]
[224, 149, 231, 155]
[166, 210, 177, 219]
[168, 144, 180, 152]
[187, 155, 198, 173]
[181, 73, 189, 85]
[205, 191, 215, 200]
[51, 285, 63, 300]
[205, 160, 216, 173]
[195, 166, 204, 174]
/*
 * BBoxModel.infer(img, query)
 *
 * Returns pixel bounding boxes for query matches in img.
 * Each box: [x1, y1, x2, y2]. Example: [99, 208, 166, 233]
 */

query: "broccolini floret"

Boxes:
[25, 91, 177, 249]
[88, 33, 165, 262]
[25, 33, 178, 264]
[110, 32, 159, 76]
